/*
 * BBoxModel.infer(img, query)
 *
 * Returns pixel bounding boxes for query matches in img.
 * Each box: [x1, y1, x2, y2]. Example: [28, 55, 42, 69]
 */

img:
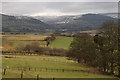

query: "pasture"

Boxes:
[2, 34, 48, 51]
[49, 36, 73, 50]
[2, 55, 114, 78]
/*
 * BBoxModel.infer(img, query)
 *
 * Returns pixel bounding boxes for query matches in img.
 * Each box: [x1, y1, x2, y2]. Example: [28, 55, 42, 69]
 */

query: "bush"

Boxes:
[16, 42, 67, 56]
[20, 42, 44, 54]
[50, 48, 67, 56]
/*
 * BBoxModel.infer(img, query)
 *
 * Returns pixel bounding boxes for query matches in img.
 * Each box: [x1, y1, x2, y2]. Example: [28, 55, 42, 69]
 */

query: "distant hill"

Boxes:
[50, 14, 117, 32]
[2, 13, 118, 33]
[2, 14, 51, 33]
[75, 14, 118, 28]
[100, 13, 119, 18]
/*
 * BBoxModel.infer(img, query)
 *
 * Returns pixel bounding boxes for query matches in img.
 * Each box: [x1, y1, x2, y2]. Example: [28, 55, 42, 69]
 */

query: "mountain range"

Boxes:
[1, 13, 118, 33]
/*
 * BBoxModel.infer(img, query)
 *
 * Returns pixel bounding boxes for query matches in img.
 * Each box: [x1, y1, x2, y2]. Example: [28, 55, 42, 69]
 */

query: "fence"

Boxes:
[3, 67, 90, 73]
[2, 67, 95, 80]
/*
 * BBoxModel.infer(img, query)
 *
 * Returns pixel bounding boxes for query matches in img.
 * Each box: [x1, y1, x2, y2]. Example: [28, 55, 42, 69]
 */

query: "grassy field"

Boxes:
[49, 36, 73, 50]
[2, 55, 114, 78]
[2, 34, 48, 51]
[2, 35, 73, 51]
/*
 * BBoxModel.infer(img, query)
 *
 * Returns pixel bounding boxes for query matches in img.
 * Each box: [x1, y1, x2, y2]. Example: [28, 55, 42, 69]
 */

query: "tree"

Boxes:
[68, 33, 97, 64]
[44, 35, 56, 47]
[94, 20, 118, 74]
[68, 20, 119, 76]
[94, 34, 108, 73]
[24, 42, 43, 54]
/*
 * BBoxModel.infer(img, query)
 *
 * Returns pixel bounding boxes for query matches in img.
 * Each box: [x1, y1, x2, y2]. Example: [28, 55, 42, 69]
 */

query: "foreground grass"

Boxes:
[2, 55, 114, 78]
[49, 36, 73, 50]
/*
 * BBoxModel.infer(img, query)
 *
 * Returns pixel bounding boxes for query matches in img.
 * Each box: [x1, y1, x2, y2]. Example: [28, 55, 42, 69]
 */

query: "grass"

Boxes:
[49, 36, 73, 50]
[2, 35, 48, 51]
[2, 35, 73, 51]
[2, 34, 48, 41]
[2, 55, 114, 78]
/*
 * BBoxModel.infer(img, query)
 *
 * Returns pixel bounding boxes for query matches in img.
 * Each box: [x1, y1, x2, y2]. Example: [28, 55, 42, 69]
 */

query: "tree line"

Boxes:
[67, 20, 120, 77]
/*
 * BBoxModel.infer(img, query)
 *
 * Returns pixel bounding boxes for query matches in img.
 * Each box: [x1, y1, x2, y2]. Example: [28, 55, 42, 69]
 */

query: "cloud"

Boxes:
[2, 2, 118, 16]
[24, 8, 65, 16]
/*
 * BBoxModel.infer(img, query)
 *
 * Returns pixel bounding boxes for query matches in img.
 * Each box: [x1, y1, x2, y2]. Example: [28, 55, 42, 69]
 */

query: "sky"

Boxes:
[1, 0, 120, 2]
[1, 1, 119, 16]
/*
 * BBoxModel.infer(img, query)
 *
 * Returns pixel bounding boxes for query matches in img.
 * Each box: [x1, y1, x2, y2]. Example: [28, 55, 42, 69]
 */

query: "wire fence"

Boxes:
[2, 67, 91, 73]
[2, 67, 97, 80]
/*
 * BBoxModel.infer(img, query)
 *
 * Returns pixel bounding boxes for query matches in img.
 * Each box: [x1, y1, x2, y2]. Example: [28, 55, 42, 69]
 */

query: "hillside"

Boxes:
[2, 14, 52, 33]
[76, 14, 118, 27]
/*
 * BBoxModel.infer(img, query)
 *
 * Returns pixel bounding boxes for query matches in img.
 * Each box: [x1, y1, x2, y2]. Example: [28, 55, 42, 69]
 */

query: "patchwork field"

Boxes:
[2, 55, 114, 78]
[1, 34, 118, 79]
[2, 34, 48, 51]
[2, 35, 73, 51]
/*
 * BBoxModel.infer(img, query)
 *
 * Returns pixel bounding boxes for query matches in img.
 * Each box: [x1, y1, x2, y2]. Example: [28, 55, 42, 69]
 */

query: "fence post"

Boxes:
[3, 68, 6, 75]
[29, 67, 30, 71]
[62, 69, 64, 72]
[37, 74, 39, 80]
[53, 77, 55, 80]
[21, 71, 23, 80]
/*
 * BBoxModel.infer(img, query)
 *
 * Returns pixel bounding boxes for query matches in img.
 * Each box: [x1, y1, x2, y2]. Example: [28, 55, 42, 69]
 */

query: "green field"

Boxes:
[49, 36, 73, 50]
[2, 55, 113, 78]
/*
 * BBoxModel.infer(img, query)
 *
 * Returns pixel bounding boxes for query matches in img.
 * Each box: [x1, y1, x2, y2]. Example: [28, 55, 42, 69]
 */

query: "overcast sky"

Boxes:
[1, 2, 118, 16]
[1, 0, 119, 2]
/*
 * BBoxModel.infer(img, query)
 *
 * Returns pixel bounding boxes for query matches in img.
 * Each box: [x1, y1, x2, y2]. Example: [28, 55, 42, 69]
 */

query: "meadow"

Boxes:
[49, 36, 73, 50]
[2, 55, 114, 78]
